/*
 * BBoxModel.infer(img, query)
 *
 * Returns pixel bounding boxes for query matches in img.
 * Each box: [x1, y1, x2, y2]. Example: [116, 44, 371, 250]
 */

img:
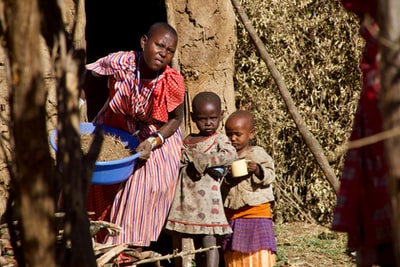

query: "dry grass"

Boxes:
[80, 133, 132, 161]
[235, 0, 364, 224]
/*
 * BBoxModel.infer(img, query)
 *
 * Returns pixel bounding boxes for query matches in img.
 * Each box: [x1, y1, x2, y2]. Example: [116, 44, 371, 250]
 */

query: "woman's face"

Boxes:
[141, 27, 177, 73]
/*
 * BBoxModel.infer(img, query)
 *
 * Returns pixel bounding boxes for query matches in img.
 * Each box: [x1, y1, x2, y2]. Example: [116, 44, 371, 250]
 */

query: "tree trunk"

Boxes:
[3, 0, 97, 265]
[378, 1, 400, 264]
[167, 0, 237, 134]
[39, 0, 97, 266]
[3, 0, 56, 265]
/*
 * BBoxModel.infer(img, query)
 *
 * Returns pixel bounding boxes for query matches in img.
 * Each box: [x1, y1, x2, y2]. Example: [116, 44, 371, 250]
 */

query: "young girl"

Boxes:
[222, 110, 277, 267]
[165, 91, 237, 267]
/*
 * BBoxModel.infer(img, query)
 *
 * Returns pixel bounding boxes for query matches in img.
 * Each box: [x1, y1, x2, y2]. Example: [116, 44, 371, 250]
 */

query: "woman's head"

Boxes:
[225, 110, 255, 154]
[191, 91, 223, 136]
[140, 22, 178, 75]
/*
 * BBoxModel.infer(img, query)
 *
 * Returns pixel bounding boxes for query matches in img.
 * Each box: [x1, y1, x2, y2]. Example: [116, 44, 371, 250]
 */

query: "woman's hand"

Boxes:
[136, 140, 152, 160]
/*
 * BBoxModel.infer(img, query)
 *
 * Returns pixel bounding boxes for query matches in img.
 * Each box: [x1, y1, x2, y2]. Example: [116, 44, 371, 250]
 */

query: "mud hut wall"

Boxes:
[171, 0, 237, 133]
[0, 46, 11, 218]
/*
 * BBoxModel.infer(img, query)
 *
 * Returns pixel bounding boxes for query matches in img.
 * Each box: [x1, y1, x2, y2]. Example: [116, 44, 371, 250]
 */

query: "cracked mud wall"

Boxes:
[169, 0, 237, 133]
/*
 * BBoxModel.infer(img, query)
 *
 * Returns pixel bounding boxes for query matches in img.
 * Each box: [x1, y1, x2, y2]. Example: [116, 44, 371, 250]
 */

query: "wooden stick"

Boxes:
[96, 244, 128, 266]
[327, 126, 400, 163]
[123, 245, 220, 266]
[347, 125, 400, 149]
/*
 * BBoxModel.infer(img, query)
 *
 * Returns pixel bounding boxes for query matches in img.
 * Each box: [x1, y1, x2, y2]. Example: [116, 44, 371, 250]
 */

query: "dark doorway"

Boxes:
[84, 0, 167, 120]
[85, 0, 167, 62]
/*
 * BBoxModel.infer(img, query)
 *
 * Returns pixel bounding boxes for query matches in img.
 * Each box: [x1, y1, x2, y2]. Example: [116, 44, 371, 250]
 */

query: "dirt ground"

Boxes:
[275, 222, 355, 267]
[0, 221, 357, 267]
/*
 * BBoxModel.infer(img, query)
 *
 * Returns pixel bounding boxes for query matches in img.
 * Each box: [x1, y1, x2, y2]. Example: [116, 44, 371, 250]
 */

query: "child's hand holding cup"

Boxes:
[246, 160, 258, 174]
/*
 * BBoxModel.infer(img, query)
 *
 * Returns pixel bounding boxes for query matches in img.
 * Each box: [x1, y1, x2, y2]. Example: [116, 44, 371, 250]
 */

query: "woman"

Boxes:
[84, 22, 186, 247]
[332, 1, 395, 266]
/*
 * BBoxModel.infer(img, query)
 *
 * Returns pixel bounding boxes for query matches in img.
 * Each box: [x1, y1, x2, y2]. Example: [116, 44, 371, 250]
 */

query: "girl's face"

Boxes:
[225, 116, 254, 154]
[141, 27, 177, 73]
[192, 101, 222, 136]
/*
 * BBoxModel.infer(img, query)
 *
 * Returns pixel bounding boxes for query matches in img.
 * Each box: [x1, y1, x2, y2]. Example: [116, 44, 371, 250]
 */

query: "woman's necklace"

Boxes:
[133, 54, 160, 114]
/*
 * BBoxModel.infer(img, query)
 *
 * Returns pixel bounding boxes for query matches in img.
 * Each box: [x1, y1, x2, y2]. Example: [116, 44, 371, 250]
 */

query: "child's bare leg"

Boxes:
[203, 235, 219, 267]
[171, 233, 182, 267]
[194, 234, 219, 267]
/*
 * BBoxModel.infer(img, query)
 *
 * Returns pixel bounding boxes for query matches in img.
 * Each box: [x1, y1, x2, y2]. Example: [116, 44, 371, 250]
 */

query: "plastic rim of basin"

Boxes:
[49, 122, 141, 185]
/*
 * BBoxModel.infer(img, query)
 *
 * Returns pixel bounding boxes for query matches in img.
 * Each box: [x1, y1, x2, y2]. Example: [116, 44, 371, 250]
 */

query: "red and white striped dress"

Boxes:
[86, 51, 185, 246]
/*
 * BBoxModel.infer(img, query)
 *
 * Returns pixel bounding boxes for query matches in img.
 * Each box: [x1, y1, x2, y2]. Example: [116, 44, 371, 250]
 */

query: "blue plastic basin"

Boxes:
[50, 122, 141, 185]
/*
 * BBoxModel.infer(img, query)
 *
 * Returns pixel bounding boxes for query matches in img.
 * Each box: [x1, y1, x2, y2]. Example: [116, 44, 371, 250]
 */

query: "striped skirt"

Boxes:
[88, 128, 182, 246]
[223, 218, 277, 253]
[223, 218, 277, 267]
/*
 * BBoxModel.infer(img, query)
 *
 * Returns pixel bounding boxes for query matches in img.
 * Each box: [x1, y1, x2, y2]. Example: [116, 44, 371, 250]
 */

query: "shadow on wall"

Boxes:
[84, 0, 167, 120]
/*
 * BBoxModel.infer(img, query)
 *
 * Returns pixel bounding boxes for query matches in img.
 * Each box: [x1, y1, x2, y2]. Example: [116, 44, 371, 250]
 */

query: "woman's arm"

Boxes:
[158, 103, 184, 139]
[135, 103, 184, 160]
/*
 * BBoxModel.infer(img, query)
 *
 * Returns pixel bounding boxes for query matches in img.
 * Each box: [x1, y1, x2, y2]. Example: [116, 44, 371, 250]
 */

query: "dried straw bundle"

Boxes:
[234, 0, 363, 223]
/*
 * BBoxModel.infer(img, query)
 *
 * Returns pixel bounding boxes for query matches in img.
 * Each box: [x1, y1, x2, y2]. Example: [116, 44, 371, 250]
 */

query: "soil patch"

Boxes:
[275, 222, 355, 266]
[81, 133, 132, 161]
